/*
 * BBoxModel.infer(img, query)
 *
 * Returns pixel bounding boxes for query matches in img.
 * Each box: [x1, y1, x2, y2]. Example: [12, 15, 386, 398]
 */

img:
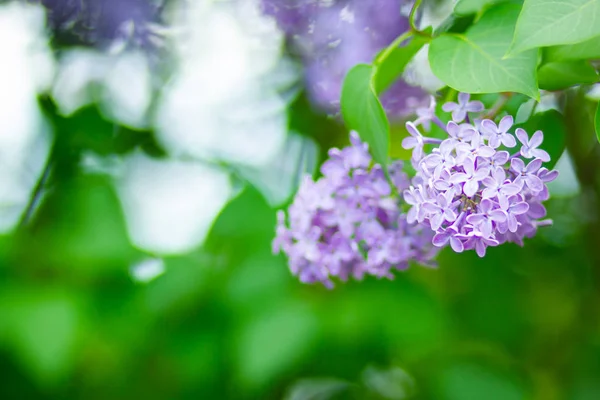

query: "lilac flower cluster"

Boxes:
[261, 0, 427, 117]
[273, 133, 438, 287]
[402, 93, 558, 257]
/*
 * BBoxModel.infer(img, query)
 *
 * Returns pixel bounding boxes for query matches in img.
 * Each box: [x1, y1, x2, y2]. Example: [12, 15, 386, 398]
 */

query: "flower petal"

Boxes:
[531, 149, 550, 162]
[510, 158, 525, 173]
[402, 136, 417, 149]
[525, 158, 542, 174]
[442, 102, 458, 112]
[501, 133, 517, 148]
[530, 130, 544, 148]
[510, 201, 530, 215]
[464, 179, 479, 197]
[498, 115, 514, 133]
[515, 128, 529, 145]
[450, 173, 469, 184]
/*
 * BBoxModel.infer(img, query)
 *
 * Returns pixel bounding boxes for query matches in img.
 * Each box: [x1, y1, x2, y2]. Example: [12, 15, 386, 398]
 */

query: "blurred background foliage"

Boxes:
[0, 0, 599, 399]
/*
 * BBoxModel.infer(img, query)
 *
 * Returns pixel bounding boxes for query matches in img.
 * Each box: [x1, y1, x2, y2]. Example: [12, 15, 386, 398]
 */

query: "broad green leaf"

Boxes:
[546, 34, 600, 61]
[341, 64, 390, 166]
[515, 110, 566, 169]
[537, 61, 599, 90]
[595, 102, 600, 143]
[374, 33, 429, 94]
[429, 4, 539, 99]
[454, 0, 505, 15]
[510, 0, 600, 54]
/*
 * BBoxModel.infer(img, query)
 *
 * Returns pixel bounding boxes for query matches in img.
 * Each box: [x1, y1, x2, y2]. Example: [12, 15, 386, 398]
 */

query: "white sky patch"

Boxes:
[0, 2, 54, 232]
[116, 152, 233, 254]
[52, 49, 152, 129]
[155, 0, 294, 169]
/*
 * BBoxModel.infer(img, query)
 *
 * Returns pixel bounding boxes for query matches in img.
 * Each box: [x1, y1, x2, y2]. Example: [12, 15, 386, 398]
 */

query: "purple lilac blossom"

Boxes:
[261, 0, 427, 117]
[37, 0, 164, 49]
[403, 93, 558, 258]
[273, 132, 438, 287]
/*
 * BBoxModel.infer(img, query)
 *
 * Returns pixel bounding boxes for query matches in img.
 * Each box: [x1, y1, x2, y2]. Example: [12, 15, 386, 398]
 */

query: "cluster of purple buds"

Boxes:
[402, 93, 558, 257]
[273, 133, 438, 288]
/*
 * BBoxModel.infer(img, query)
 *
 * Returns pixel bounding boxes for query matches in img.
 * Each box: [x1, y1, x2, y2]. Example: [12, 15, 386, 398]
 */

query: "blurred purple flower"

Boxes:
[38, 0, 164, 49]
[261, 0, 427, 117]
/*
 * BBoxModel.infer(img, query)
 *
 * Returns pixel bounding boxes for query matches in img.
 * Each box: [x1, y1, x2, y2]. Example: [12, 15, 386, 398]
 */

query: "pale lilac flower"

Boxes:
[402, 122, 425, 161]
[450, 157, 490, 197]
[455, 133, 495, 163]
[274, 134, 437, 287]
[460, 230, 499, 257]
[478, 150, 509, 169]
[481, 116, 517, 148]
[511, 158, 543, 192]
[422, 142, 456, 179]
[414, 96, 437, 131]
[442, 92, 484, 122]
[422, 192, 458, 231]
[466, 198, 507, 238]
[399, 92, 557, 258]
[432, 227, 465, 252]
[443, 121, 477, 148]
[498, 195, 530, 233]
[481, 166, 523, 208]
[515, 129, 550, 162]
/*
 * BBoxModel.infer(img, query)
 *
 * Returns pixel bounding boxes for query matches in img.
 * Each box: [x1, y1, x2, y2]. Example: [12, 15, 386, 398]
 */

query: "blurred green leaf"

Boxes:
[537, 61, 598, 91]
[595, 102, 600, 143]
[515, 110, 566, 169]
[545, 34, 600, 61]
[429, 4, 539, 99]
[341, 64, 390, 167]
[235, 300, 318, 389]
[1, 289, 80, 386]
[437, 363, 527, 400]
[285, 378, 350, 400]
[374, 32, 430, 94]
[510, 0, 600, 54]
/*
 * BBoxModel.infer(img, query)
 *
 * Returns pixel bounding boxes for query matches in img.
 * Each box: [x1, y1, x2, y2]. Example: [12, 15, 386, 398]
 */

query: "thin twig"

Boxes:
[483, 93, 513, 119]
[17, 154, 53, 229]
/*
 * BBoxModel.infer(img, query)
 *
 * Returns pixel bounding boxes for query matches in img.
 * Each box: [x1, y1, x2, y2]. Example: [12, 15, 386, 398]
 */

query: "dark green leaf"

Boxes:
[433, 14, 476, 35]
[510, 0, 600, 54]
[341, 64, 390, 167]
[374, 33, 429, 94]
[515, 110, 566, 168]
[454, 0, 508, 15]
[595, 102, 600, 143]
[429, 4, 539, 99]
[537, 61, 599, 91]
[546, 35, 600, 61]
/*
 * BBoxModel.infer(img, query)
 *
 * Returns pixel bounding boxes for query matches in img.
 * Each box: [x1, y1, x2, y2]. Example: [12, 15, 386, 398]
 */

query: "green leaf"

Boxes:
[537, 60, 599, 91]
[454, 0, 506, 15]
[373, 32, 429, 94]
[341, 64, 390, 166]
[429, 4, 539, 99]
[437, 363, 527, 400]
[510, 0, 600, 54]
[546, 34, 600, 61]
[595, 102, 600, 143]
[515, 110, 566, 169]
